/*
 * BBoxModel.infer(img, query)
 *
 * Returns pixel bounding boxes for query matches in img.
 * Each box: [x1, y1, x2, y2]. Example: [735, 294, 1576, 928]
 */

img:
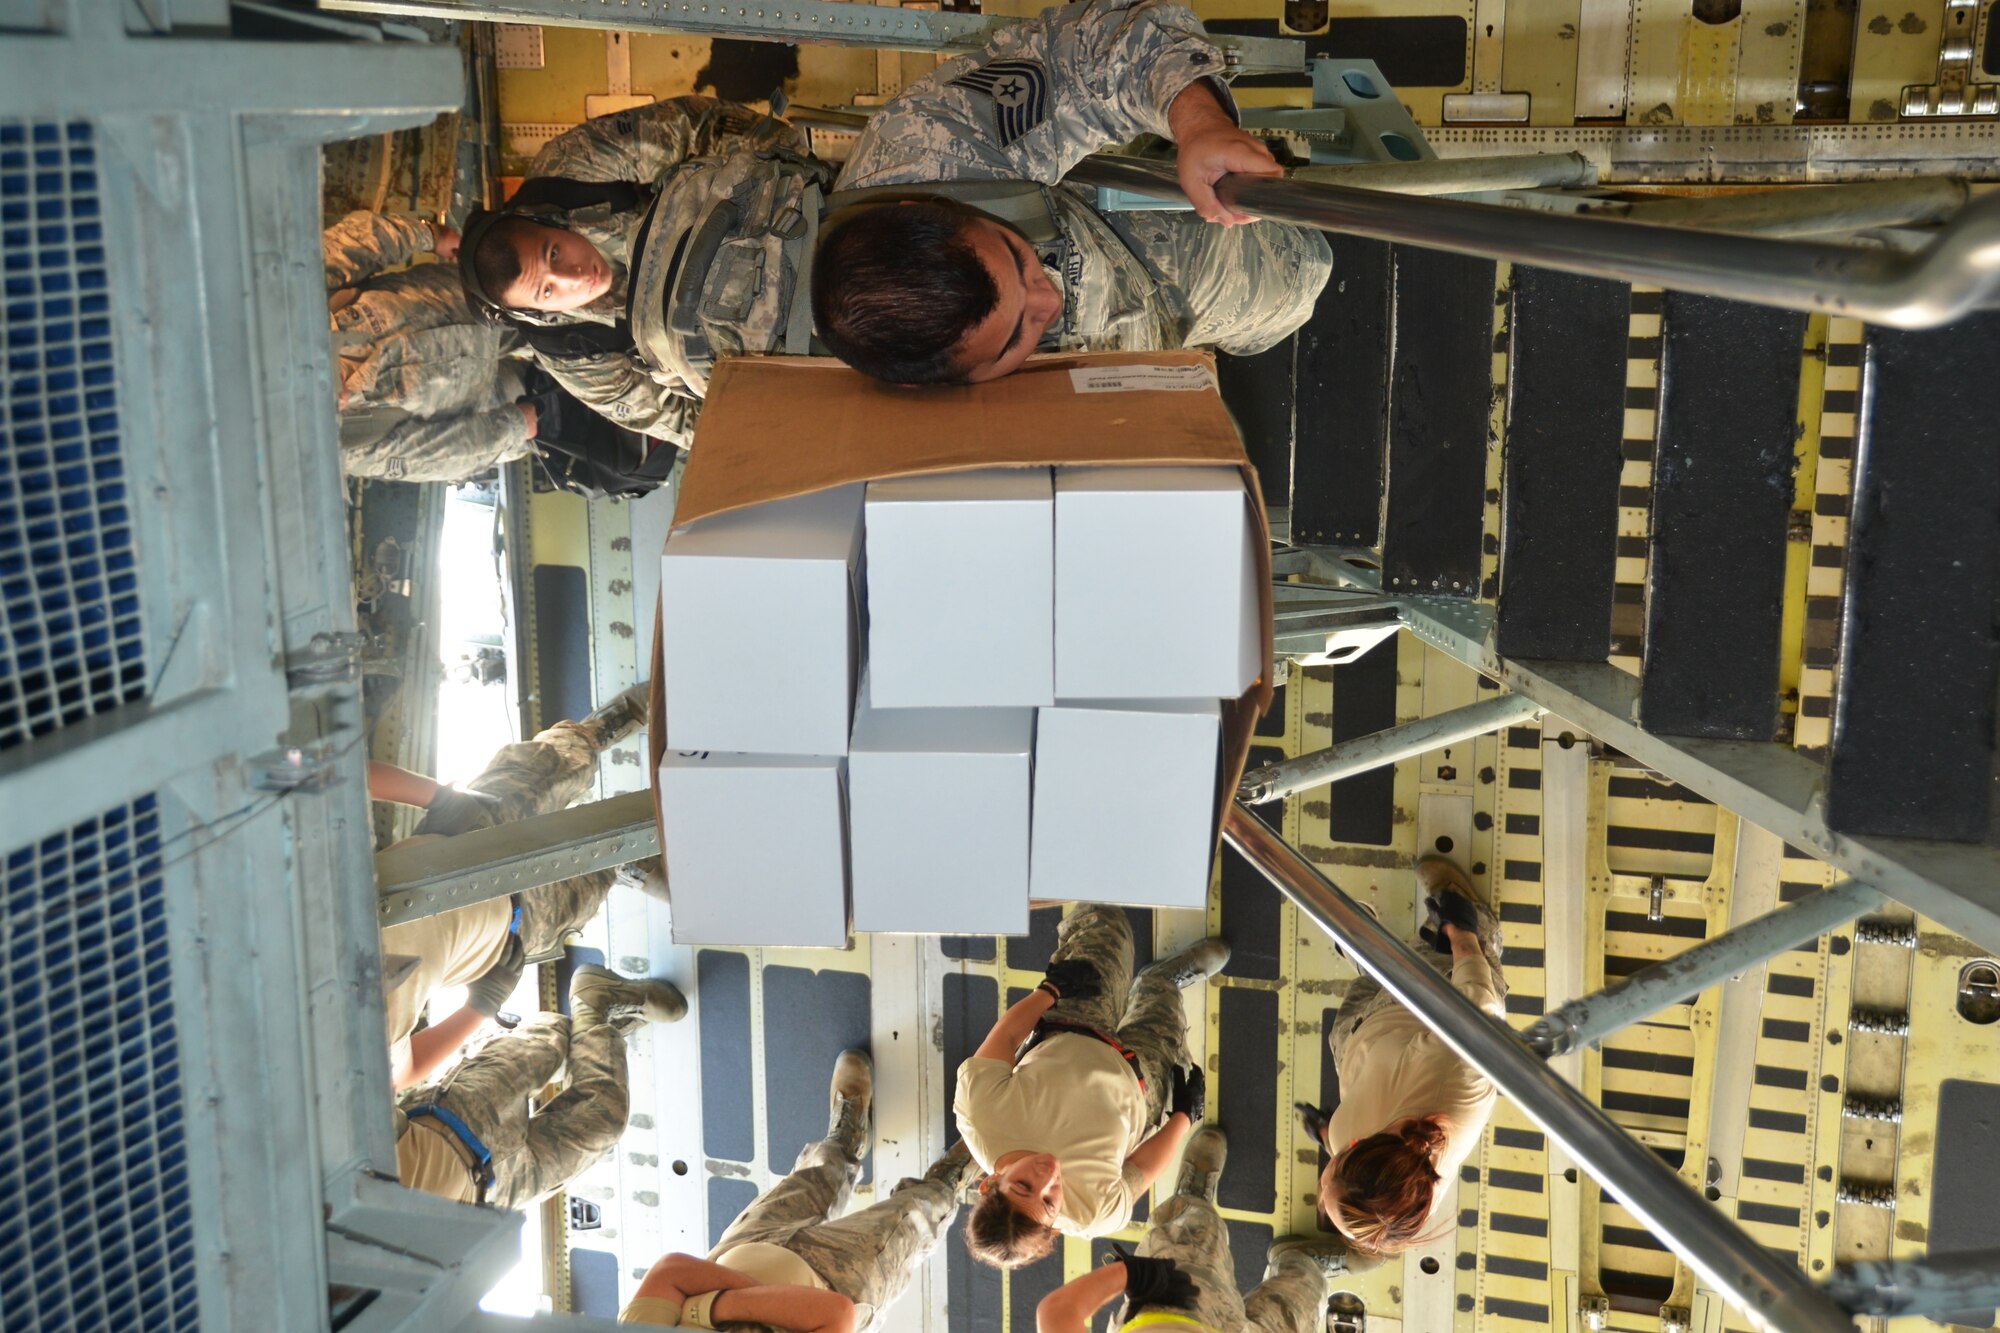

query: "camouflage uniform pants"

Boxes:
[1042, 904, 1192, 1125]
[1331, 896, 1507, 1067]
[413, 716, 636, 957]
[1098, 211, 1333, 358]
[412, 1005, 629, 1211]
[713, 1140, 964, 1333]
[1123, 1194, 1329, 1333]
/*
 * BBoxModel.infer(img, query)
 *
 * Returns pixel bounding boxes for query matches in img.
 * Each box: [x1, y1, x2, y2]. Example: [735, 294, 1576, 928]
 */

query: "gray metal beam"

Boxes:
[1239, 693, 1543, 804]
[1220, 804, 1857, 1333]
[1065, 155, 2000, 329]
[1821, 1250, 2000, 1321]
[375, 790, 659, 926]
[324, 0, 1307, 73]
[1425, 121, 2000, 184]
[1396, 595, 2000, 954]
[1523, 877, 1885, 1057]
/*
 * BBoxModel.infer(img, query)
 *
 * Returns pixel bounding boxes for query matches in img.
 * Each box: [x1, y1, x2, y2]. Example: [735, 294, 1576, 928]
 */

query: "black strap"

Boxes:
[1022, 1020, 1147, 1090]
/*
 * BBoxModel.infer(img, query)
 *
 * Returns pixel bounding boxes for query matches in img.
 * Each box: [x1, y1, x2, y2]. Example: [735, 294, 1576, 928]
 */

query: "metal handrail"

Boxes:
[1067, 155, 2000, 330]
[1220, 803, 1859, 1333]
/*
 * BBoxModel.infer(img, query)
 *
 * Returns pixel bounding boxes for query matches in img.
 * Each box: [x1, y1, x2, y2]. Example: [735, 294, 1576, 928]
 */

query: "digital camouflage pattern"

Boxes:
[399, 1002, 630, 1209]
[515, 97, 806, 444]
[709, 1141, 978, 1333]
[1126, 1195, 1330, 1333]
[413, 706, 649, 958]
[324, 211, 532, 482]
[1043, 904, 1195, 1124]
[836, 0, 1331, 359]
[1331, 887, 1507, 1067]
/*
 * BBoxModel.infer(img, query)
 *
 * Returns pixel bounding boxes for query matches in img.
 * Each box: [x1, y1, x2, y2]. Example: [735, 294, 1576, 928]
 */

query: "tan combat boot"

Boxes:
[828, 1049, 873, 1161]
[570, 963, 688, 1033]
[1175, 1125, 1227, 1203]
[1157, 938, 1232, 989]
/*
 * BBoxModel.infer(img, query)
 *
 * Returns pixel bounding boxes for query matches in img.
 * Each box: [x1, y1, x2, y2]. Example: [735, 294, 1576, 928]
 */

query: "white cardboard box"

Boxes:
[657, 749, 849, 947]
[660, 483, 865, 755]
[1028, 698, 1221, 909]
[1054, 467, 1260, 700]
[865, 468, 1055, 708]
[849, 681, 1033, 934]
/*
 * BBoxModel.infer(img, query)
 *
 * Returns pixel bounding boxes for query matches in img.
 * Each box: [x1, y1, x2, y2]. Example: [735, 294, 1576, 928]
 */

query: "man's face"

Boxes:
[950, 217, 1064, 384]
[498, 221, 612, 312]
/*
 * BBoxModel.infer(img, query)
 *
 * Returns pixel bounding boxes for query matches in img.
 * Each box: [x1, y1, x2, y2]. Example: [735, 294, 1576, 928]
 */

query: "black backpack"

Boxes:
[520, 366, 682, 500]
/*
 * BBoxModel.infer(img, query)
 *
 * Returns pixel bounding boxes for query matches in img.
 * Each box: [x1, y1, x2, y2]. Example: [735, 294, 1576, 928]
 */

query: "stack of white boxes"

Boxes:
[657, 466, 1260, 945]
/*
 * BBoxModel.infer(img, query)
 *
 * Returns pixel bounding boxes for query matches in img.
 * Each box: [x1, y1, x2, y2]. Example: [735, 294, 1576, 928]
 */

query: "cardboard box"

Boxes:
[1055, 466, 1261, 700]
[865, 468, 1054, 709]
[659, 483, 865, 756]
[656, 749, 849, 947]
[849, 676, 1033, 934]
[650, 351, 1275, 917]
[1029, 699, 1222, 909]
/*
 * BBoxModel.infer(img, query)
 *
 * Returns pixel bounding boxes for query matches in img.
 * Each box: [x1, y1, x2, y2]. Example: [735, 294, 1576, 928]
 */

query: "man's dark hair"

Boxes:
[470, 215, 544, 311]
[812, 201, 1000, 385]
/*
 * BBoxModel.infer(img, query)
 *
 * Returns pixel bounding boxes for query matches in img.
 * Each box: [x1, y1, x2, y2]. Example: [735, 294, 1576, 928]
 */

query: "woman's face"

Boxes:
[992, 1152, 1064, 1225]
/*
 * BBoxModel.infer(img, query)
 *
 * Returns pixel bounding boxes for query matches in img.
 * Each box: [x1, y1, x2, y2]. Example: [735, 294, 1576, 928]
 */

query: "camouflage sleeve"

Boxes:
[340, 403, 534, 483]
[323, 211, 437, 289]
[837, 0, 1232, 190]
[530, 96, 804, 184]
[540, 352, 700, 446]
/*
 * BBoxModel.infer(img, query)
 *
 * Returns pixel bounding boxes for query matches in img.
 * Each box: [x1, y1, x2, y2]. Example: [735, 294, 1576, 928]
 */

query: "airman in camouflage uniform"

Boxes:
[1042, 903, 1205, 1118]
[495, 97, 806, 444]
[835, 0, 1333, 361]
[325, 211, 533, 482]
[1084, 1128, 1344, 1333]
[412, 682, 655, 958]
[620, 1053, 980, 1332]
[395, 963, 686, 1210]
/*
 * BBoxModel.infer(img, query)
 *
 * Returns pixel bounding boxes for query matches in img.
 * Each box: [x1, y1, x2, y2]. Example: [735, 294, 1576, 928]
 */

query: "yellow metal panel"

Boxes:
[1499, 0, 1585, 123]
[497, 23, 620, 126]
[1680, 14, 1744, 123]
[1732, 0, 1808, 122]
[1627, 0, 1691, 123]
[1850, 0, 1948, 119]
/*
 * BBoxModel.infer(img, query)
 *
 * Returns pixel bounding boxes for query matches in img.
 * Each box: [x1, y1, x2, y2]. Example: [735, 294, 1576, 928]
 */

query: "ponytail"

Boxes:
[1319, 1115, 1450, 1256]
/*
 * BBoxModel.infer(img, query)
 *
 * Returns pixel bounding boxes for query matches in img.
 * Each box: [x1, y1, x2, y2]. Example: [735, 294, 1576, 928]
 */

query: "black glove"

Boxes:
[1295, 1100, 1334, 1148]
[1420, 891, 1481, 954]
[1115, 1252, 1198, 1314]
[518, 387, 565, 443]
[1038, 958, 1102, 1003]
[464, 934, 524, 1018]
[1170, 1064, 1206, 1123]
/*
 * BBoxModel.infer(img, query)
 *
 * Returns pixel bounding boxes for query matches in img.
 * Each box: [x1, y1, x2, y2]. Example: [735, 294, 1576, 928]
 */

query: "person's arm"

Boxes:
[368, 761, 444, 809]
[839, 0, 1244, 191]
[540, 354, 699, 446]
[1120, 1111, 1192, 1193]
[974, 986, 1057, 1062]
[324, 211, 441, 289]
[1036, 1262, 1128, 1333]
[393, 1005, 486, 1091]
[340, 401, 537, 482]
[633, 1254, 857, 1333]
[530, 95, 804, 183]
[1162, 78, 1281, 225]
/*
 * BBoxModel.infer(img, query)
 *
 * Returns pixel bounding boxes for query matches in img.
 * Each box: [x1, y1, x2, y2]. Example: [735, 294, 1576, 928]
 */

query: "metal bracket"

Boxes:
[1580, 1295, 1611, 1330]
[250, 740, 345, 794]
[285, 630, 371, 686]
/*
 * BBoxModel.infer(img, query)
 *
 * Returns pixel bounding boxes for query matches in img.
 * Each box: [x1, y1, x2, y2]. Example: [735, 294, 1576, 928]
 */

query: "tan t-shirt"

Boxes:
[621, 1296, 681, 1325]
[954, 1033, 1151, 1236]
[379, 895, 514, 1048]
[393, 1109, 479, 1204]
[619, 1250, 859, 1329]
[1326, 952, 1504, 1219]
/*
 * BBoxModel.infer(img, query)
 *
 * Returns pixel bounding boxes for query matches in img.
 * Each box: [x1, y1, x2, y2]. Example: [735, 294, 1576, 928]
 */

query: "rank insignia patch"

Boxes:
[950, 58, 1049, 147]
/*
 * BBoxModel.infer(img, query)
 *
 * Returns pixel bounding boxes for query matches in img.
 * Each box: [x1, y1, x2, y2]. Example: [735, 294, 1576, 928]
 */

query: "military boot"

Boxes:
[828, 1049, 873, 1161]
[1175, 1125, 1227, 1202]
[615, 854, 672, 904]
[1267, 1234, 1380, 1278]
[580, 681, 651, 748]
[894, 1140, 976, 1197]
[570, 963, 688, 1035]
[1156, 938, 1232, 990]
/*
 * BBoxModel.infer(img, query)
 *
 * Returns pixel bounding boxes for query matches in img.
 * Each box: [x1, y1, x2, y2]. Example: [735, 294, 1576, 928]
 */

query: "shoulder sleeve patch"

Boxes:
[949, 58, 1049, 148]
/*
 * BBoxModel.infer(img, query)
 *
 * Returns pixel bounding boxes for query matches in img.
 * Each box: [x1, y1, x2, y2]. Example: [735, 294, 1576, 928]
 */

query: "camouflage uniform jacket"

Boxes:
[835, 0, 1236, 355]
[325, 211, 532, 482]
[518, 97, 805, 444]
